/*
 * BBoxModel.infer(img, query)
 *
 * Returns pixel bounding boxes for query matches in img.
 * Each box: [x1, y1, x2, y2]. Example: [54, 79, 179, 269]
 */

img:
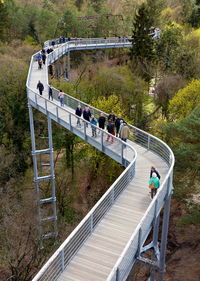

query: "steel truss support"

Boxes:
[137, 176, 172, 281]
[28, 104, 57, 247]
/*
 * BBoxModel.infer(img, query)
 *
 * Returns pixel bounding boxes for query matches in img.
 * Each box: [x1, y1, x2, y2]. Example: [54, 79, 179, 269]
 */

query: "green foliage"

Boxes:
[130, 3, 155, 81]
[177, 202, 200, 226]
[166, 105, 200, 174]
[169, 79, 200, 120]
[92, 94, 126, 117]
[188, 2, 200, 27]
[0, 0, 10, 41]
[90, 0, 105, 13]
[130, 0, 163, 81]
[155, 22, 183, 72]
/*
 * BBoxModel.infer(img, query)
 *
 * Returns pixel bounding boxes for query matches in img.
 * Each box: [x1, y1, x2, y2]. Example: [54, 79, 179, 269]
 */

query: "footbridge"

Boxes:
[26, 38, 174, 281]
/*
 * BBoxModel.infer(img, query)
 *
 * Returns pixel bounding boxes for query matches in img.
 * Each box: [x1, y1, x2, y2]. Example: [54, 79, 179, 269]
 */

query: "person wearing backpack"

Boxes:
[149, 172, 160, 199]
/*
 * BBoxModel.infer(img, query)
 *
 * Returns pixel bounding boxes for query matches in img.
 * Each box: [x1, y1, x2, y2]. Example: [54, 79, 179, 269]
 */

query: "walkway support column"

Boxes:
[28, 101, 57, 246]
[158, 175, 172, 281]
[28, 103, 43, 246]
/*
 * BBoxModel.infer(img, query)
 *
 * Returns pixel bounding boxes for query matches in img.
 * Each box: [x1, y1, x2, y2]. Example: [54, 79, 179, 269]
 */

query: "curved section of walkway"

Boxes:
[27, 38, 174, 281]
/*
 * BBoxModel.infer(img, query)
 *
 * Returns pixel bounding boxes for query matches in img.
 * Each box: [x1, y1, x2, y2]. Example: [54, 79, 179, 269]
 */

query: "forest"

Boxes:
[0, 0, 200, 280]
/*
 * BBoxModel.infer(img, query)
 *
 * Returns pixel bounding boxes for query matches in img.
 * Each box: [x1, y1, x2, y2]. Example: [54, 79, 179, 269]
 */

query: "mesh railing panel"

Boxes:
[63, 218, 91, 265]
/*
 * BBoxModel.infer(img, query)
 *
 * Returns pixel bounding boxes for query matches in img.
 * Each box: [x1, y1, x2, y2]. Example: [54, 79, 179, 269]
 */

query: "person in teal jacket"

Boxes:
[149, 172, 160, 199]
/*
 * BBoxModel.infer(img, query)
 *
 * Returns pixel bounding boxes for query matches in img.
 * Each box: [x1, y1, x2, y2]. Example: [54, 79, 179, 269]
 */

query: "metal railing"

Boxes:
[27, 38, 174, 281]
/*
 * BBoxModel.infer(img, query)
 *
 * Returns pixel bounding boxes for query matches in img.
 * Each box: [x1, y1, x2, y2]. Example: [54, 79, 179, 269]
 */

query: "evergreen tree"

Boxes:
[166, 105, 200, 174]
[130, 0, 163, 82]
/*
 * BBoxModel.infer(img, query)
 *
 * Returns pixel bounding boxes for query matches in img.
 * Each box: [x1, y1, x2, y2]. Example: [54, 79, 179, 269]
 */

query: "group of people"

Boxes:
[36, 80, 53, 101]
[75, 106, 130, 142]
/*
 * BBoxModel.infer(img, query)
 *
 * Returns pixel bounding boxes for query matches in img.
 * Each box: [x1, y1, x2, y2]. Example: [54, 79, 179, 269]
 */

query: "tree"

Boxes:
[154, 75, 185, 119]
[130, 0, 163, 82]
[155, 22, 183, 72]
[188, 5, 200, 27]
[166, 105, 200, 175]
[130, 3, 155, 82]
[169, 79, 200, 120]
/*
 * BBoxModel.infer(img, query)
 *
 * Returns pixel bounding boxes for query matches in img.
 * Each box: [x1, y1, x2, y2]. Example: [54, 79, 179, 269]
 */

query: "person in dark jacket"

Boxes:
[150, 166, 161, 179]
[115, 115, 123, 137]
[106, 119, 115, 142]
[37, 80, 44, 95]
[48, 86, 53, 101]
[75, 105, 82, 127]
[83, 106, 91, 127]
[98, 112, 106, 131]
[108, 111, 115, 123]
[42, 53, 46, 64]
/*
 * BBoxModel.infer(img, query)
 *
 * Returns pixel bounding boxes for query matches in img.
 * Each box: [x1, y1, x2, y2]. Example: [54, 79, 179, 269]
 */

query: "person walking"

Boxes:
[58, 90, 64, 106]
[42, 53, 46, 65]
[37, 54, 43, 69]
[90, 115, 98, 137]
[106, 119, 115, 142]
[150, 166, 160, 179]
[98, 112, 106, 132]
[118, 120, 124, 138]
[120, 123, 130, 142]
[108, 111, 115, 123]
[149, 172, 160, 199]
[83, 106, 91, 127]
[75, 105, 82, 127]
[48, 86, 53, 101]
[37, 80, 44, 95]
[115, 115, 123, 137]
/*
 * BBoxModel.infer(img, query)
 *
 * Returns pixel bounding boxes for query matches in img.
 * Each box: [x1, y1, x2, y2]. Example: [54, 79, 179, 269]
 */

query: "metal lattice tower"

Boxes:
[28, 105, 57, 246]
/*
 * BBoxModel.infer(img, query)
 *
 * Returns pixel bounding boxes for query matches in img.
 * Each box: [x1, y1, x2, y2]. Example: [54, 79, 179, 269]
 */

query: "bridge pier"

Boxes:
[28, 103, 57, 247]
[137, 174, 172, 281]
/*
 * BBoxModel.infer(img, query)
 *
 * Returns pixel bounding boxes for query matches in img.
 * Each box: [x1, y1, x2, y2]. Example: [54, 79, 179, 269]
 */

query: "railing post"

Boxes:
[121, 142, 124, 165]
[90, 214, 93, 232]
[83, 121, 86, 140]
[69, 114, 72, 130]
[61, 249, 65, 271]
[116, 267, 119, 281]
[35, 93, 38, 105]
[101, 130, 104, 151]
[56, 106, 59, 122]
[136, 228, 142, 258]
[45, 99, 47, 114]
[147, 135, 150, 150]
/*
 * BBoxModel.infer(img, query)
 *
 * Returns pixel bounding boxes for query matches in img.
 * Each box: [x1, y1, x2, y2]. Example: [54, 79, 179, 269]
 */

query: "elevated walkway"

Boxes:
[26, 38, 174, 281]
